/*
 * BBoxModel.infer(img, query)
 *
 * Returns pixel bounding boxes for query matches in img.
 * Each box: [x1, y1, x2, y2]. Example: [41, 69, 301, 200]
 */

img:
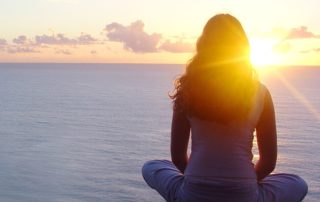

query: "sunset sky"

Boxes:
[1, 0, 320, 65]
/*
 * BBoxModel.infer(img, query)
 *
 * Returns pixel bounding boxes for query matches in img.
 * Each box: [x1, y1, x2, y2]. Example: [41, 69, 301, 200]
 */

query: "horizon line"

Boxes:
[0, 62, 319, 67]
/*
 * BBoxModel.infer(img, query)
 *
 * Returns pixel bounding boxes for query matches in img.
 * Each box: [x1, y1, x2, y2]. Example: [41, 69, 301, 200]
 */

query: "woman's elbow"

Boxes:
[171, 154, 188, 173]
[259, 157, 277, 172]
[171, 154, 186, 165]
[171, 155, 179, 165]
[267, 161, 276, 173]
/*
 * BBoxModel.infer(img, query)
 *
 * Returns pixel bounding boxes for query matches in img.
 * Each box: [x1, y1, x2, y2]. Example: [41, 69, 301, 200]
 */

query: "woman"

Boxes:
[142, 14, 308, 202]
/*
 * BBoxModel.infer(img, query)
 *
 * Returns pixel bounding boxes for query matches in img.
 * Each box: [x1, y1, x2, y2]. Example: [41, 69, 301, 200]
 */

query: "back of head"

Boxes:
[197, 14, 250, 65]
[171, 14, 258, 124]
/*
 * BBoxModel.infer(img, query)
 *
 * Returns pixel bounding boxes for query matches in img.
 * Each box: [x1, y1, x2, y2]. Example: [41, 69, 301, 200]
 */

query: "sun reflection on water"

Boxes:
[271, 69, 320, 124]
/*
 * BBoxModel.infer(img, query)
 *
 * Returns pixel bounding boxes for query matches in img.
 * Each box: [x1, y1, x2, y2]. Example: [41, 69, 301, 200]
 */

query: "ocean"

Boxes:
[0, 63, 319, 202]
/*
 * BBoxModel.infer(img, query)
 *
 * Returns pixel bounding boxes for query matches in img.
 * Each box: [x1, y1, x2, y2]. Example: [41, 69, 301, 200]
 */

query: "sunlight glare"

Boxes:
[273, 69, 320, 123]
[250, 39, 282, 69]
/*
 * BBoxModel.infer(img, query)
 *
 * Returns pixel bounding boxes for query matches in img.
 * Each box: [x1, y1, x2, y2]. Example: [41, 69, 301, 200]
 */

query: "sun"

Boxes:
[250, 39, 282, 69]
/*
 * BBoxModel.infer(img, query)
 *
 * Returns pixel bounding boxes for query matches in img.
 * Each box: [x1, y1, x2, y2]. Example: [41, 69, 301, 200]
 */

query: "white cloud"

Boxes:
[7, 46, 40, 54]
[55, 49, 72, 55]
[105, 20, 161, 53]
[13, 35, 29, 44]
[35, 34, 77, 45]
[78, 33, 97, 44]
[160, 39, 194, 53]
[35, 33, 97, 45]
[0, 38, 7, 45]
[286, 26, 320, 39]
[0, 38, 7, 51]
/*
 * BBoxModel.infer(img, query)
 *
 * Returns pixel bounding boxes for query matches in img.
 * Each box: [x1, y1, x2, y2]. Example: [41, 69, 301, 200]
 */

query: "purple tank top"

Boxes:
[184, 83, 266, 180]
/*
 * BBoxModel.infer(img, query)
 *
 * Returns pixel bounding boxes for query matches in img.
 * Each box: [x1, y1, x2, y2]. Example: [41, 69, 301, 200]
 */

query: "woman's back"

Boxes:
[185, 84, 265, 180]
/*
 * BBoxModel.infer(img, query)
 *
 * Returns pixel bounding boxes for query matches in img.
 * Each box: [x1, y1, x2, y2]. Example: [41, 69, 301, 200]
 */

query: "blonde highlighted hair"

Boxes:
[171, 14, 258, 123]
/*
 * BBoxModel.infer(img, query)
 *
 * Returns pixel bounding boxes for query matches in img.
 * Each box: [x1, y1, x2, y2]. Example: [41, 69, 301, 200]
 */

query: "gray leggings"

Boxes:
[142, 160, 308, 202]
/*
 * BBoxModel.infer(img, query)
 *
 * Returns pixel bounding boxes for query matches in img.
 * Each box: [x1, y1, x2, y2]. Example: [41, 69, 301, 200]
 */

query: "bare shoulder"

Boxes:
[257, 83, 273, 107]
[260, 84, 273, 109]
[256, 83, 276, 130]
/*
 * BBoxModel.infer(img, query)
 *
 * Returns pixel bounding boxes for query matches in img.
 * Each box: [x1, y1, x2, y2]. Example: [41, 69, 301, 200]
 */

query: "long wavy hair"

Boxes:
[171, 14, 258, 123]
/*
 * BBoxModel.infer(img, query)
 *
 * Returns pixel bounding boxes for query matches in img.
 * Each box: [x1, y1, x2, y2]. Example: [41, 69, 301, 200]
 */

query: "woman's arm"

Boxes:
[255, 88, 277, 181]
[171, 109, 191, 173]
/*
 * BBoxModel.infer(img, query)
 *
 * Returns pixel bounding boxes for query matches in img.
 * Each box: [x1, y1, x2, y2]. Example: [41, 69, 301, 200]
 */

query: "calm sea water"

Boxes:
[0, 63, 319, 202]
